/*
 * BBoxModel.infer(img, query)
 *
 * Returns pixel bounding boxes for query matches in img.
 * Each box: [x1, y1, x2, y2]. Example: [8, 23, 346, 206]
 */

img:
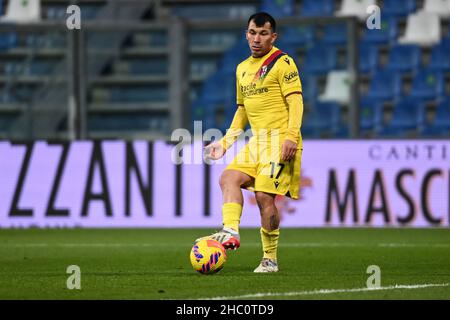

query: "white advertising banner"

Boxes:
[0, 140, 448, 227]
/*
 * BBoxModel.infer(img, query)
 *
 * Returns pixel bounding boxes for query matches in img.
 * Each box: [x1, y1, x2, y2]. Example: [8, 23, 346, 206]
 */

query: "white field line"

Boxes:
[0, 242, 449, 248]
[200, 283, 450, 300]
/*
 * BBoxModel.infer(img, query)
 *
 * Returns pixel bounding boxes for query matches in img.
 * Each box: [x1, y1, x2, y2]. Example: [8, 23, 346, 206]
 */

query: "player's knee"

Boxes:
[219, 170, 239, 190]
[255, 192, 275, 212]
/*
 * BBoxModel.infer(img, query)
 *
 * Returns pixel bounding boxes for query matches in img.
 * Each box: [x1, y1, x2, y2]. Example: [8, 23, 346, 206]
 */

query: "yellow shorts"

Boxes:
[226, 135, 302, 199]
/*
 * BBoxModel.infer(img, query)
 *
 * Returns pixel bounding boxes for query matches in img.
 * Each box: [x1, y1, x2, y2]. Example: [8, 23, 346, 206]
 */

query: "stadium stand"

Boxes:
[378, 97, 425, 137]
[422, 96, 450, 135]
[299, 0, 335, 17]
[0, 0, 449, 139]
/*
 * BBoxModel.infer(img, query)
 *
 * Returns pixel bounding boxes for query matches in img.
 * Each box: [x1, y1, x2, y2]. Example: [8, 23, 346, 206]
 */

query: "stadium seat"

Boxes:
[133, 31, 167, 47]
[359, 97, 384, 133]
[409, 68, 445, 100]
[118, 59, 168, 75]
[318, 70, 350, 104]
[322, 23, 347, 45]
[220, 39, 249, 75]
[335, 0, 375, 20]
[109, 87, 168, 103]
[0, 0, 41, 22]
[301, 44, 338, 75]
[277, 43, 299, 58]
[366, 70, 402, 101]
[422, 97, 450, 135]
[0, 32, 18, 50]
[172, 3, 257, 20]
[359, 43, 379, 74]
[423, 0, 450, 17]
[300, 0, 334, 17]
[260, 0, 294, 17]
[378, 97, 425, 136]
[398, 11, 441, 46]
[381, 0, 416, 17]
[385, 45, 421, 72]
[300, 75, 319, 104]
[360, 16, 398, 44]
[428, 41, 450, 71]
[301, 102, 343, 137]
[198, 72, 234, 103]
[279, 25, 315, 47]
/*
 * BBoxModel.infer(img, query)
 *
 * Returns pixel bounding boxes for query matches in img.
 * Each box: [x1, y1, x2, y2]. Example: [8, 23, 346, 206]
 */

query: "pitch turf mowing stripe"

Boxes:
[202, 283, 450, 300]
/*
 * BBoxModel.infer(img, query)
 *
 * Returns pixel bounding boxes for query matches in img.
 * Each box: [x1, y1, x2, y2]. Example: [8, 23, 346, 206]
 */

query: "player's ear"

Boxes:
[271, 32, 278, 44]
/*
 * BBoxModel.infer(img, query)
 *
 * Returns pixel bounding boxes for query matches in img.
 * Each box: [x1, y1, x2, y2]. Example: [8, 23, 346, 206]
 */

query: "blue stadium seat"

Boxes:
[300, 0, 334, 17]
[301, 102, 343, 138]
[359, 43, 379, 74]
[198, 72, 234, 103]
[189, 30, 238, 47]
[89, 114, 169, 132]
[381, 0, 416, 17]
[0, 33, 18, 50]
[277, 42, 299, 58]
[220, 39, 249, 75]
[300, 75, 318, 104]
[360, 17, 398, 44]
[109, 87, 168, 103]
[366, 70, 402, 101]
[410, 68, 445, 100]
[28, 61, 56, 75]
[260, 0, 294, 17]
[359, 97, 384, 133]
[428, 41, 450, 72]
[422, 97, 450, 136]
[191, 97, 219, 129]
[378, 97, 425, 136]
[301, 44, 338, 75]
[385, 45, 421, 72]
[322, 23, 347, 45]
[124, 59, 168, 75]
[279, 25, 315, 47]
[193, 70, 236, 132]
[192, 95, 235, 132]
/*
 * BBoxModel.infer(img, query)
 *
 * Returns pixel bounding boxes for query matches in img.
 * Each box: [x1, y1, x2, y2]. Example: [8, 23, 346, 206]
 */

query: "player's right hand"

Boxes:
[204, 142, 225, 160]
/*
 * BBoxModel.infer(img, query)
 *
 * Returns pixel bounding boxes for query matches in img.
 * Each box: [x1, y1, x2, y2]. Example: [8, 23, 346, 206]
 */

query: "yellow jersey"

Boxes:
[236, 46, 302, 139]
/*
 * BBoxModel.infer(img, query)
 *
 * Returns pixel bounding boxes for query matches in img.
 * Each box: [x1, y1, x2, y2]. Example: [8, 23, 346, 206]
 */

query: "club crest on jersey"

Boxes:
[260, 66, 268, 79]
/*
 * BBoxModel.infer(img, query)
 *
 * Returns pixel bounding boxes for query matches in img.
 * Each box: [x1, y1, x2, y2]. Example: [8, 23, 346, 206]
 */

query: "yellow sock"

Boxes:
[222, 202, 243, 232]
[260, 228, 280, 261]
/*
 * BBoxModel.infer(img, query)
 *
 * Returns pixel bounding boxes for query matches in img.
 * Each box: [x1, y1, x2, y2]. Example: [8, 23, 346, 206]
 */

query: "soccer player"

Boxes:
[196, 12, 303, 273]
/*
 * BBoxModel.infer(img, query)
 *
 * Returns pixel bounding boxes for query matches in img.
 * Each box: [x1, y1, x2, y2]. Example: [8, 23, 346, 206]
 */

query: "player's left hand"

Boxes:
[281, 139, 297, 162]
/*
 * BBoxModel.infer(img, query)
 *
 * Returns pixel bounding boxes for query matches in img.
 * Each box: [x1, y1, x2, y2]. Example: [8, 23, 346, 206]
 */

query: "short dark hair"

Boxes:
[247, 12, 276, 33]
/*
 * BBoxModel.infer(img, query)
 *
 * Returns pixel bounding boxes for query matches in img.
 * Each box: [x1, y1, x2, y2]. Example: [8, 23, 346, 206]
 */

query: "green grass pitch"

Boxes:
[0, 228, 449, 300]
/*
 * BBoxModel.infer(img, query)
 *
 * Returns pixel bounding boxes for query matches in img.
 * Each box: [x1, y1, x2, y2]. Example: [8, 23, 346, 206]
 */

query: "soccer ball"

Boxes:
[190, 239, 227, 274]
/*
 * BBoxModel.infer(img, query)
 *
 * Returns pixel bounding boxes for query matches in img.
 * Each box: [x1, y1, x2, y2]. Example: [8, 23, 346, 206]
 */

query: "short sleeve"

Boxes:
[278, 55, 302, 97]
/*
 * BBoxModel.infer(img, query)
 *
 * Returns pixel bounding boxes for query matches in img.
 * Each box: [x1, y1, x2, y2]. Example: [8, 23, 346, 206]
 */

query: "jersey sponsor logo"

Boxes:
[284, 71, 298, 83]
[240, 82, 269, 97]
[284, 57, 290, 65]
